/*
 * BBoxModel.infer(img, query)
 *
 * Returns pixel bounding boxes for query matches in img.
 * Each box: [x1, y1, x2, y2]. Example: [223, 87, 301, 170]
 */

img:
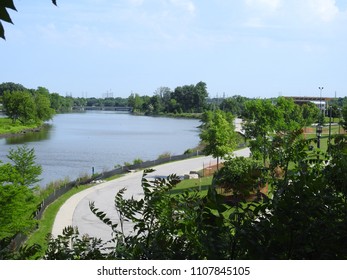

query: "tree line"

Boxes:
[41, 98, 346, 259]
[0, 81, 234, 118]
[1, 96, 347, 259]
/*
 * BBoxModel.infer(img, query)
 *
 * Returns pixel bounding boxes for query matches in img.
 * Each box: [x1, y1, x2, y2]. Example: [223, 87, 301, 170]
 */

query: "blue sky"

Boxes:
[1, 0, 347, 99]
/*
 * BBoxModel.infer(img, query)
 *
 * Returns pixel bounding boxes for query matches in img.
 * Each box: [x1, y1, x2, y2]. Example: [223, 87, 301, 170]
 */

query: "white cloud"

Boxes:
[305, 0, 339, 22]
[243, 0, 282, 28]
[243, 0, 341, 30]
[170, 0, 196, 14]
[245, 0, 281, 13]
[126, 0, 144, 6]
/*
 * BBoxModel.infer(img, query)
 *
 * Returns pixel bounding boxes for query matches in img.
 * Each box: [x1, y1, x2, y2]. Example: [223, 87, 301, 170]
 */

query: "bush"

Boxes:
[133, 158, 143, 165]
[157, 152, 171, 159]
[213, 156, 263, 196]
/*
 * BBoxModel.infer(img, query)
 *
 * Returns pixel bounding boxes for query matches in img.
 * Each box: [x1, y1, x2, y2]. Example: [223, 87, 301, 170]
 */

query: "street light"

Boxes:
[318, 86, 324, 119]
[316, 124, 323, 148]
[338, 108, 342, 134]
[328, 105, 332, 149]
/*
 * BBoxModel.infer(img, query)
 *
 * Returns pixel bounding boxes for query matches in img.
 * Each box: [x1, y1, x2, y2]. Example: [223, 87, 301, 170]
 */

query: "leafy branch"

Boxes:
[0, 0, 57, 40]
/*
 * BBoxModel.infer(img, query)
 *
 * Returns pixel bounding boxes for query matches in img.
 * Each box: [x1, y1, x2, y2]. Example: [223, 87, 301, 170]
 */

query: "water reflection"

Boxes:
[0, 112, 200, 187]
[5, 124, 52, 145]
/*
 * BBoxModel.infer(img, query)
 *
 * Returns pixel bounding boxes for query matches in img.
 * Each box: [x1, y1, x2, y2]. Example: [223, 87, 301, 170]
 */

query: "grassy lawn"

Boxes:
[170, 176, 213, 196]
[25, 183, 96, 259]
[0, 118, 40, 135]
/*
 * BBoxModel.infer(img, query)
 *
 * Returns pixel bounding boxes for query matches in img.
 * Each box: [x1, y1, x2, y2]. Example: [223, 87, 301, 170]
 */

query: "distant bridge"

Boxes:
[73, 106, 133, 112]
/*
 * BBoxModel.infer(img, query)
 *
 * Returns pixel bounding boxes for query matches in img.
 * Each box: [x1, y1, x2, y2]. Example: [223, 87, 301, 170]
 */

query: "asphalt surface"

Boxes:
[52, 148, 250, 242]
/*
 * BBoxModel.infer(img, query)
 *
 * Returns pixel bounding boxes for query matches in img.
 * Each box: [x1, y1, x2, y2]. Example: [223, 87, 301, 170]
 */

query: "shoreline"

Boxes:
[0, 124, 47, 139]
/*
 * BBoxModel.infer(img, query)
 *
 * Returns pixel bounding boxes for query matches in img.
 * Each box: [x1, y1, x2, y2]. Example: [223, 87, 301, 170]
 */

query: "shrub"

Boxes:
[133, 158, 143, 165]
[157, 152, 171, 159]
[213, 156, 263, 196]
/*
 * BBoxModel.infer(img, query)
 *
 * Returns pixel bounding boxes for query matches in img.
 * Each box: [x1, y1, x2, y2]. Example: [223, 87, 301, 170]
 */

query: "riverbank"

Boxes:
[0, 118, 46, 138]
[132, 111, 203, 119]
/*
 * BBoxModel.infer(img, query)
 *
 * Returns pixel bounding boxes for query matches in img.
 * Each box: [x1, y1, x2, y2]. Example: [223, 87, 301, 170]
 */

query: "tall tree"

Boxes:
[243, 98, 279, 166]
[301, 102, 320, 127]
[2, 90, 36, 124]
[341, 104, 347, 131]
[7, 145, 42, 187]
[127, 93, 143, 112]
[200, 110, 237, 169]
[34, 91, 55, 122]
[194, 81, 209, 113]
[0, 82, 27, 96]
[0, 146, 41, 240]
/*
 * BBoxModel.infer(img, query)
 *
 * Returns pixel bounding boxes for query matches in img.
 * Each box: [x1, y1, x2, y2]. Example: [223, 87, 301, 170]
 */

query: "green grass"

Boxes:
[24, 174, 211, 259]
[170, 176, 213, 196]
[25, 183, 95, 259]
[0, 118, 40, 135]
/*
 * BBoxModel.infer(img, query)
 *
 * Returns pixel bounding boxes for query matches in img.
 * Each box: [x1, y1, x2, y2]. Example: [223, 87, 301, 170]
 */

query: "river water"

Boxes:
[0, 111, 201, 188]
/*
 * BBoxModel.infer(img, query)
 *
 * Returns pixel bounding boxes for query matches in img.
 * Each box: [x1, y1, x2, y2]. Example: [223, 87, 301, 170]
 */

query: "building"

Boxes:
[284, 96, 333, 115]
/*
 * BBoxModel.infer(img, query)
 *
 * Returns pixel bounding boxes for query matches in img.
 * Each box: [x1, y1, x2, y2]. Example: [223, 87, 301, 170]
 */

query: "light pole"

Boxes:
[318, 86, 324, 121]
[316, 124, 323, 148]
[338, 108, 342, 134]
[317, 87, 324, 149]
[328, 105, 332, 151]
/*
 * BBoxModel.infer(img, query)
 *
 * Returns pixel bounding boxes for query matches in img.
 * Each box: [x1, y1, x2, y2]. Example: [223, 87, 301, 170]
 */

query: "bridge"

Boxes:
[73, 106, 133, 112]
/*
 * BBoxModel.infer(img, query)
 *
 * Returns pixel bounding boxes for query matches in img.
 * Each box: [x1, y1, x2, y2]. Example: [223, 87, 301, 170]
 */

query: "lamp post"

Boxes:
[318, 87, 324, 112]
[338, 108, 342, 134]
[316, 124, 323, 148]
[317, 87, 324, 149]
[318, 86, 324, 122]
[328, 105, 332, 149]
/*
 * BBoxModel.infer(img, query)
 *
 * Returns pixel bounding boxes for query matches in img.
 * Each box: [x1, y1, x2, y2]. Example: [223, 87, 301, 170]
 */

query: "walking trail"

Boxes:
[52, 148, 250, 241]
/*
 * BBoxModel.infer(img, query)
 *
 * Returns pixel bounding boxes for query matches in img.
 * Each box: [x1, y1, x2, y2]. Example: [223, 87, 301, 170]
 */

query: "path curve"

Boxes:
[52, 149, 250, 241]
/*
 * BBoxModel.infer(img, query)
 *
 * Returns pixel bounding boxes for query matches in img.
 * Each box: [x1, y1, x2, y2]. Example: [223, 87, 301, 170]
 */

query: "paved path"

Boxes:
[52, 148, 250, 242]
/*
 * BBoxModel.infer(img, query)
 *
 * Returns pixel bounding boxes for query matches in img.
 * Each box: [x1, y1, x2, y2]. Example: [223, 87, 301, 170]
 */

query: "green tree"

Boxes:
[0, 146, 41, 240]
[171, 82, 208, 113]
[341, 104, 347, 131]
[243, 98, 279, 165]
[7, 145, 42, 187]
[325, 135, 347, 198]
[49, 93, 65, 112]
[44, 146, 347, 260]
[194, 81, 209, 113]
[238, 145, 347, 259]
[243, 97, 305, 170]
[220, 95, 248, 116]
[2, 89, 55, 124]
[153, 86, 172, 112]
[34, 90, 55, 122]
[301, 102, 320, 126]
[127, 93, 143, 112]
[2, 90, 36, 124]
[46, 170, 233, 260]
[0, 82, 27, 96]
[200, 110, 237, 169]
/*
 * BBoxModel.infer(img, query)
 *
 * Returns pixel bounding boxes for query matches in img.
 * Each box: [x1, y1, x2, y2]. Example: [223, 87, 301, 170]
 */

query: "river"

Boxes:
[0, 111, 201, 188]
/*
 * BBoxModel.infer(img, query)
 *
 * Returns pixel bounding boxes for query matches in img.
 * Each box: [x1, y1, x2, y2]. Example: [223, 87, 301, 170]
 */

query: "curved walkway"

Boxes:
[52, 148, 250, 241]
